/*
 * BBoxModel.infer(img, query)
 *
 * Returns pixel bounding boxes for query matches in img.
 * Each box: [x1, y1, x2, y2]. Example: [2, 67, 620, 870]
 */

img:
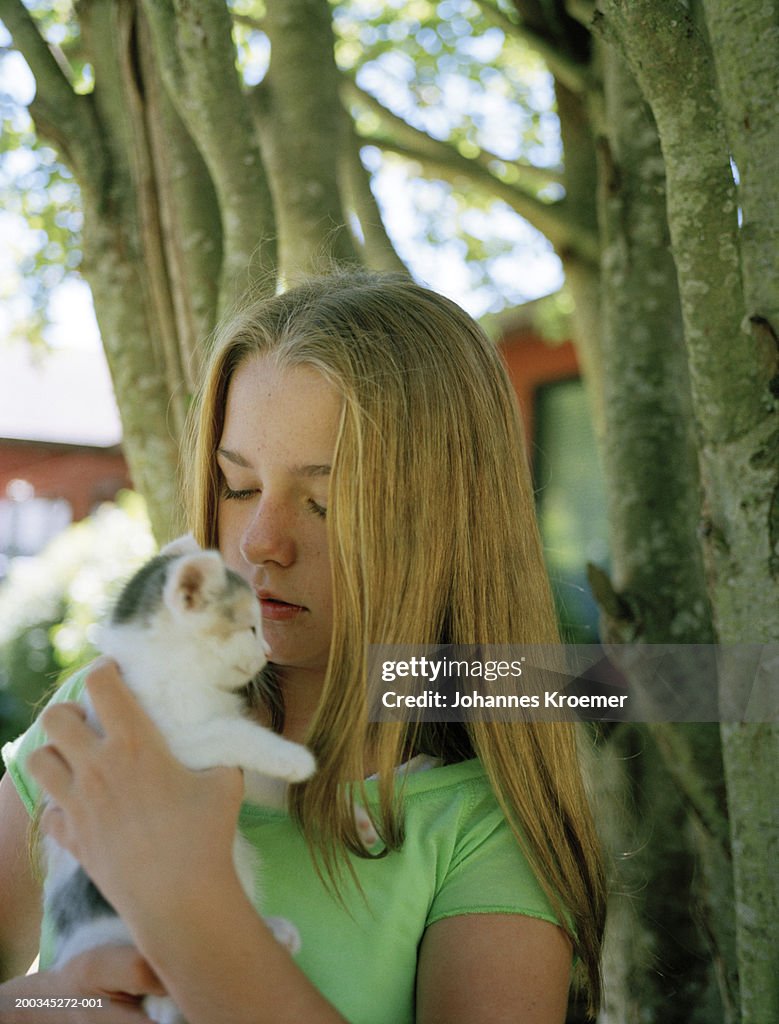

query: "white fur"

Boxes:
[43, 541, 316, 1024]
[94, 551, 315, 782]
[51, 913, 135, 972]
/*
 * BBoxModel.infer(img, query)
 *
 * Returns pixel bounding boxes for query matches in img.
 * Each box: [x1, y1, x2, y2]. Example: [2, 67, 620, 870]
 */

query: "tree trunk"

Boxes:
[258, 0, 358, 280]
[76, 0, 196, 540]
[1, 0, 404, 539]
[700, 13, 779, 1012]
[588, 44, 737, 1022]
[595, 5, 779, 1020]
[140, 0, 278, 310]
[502, 7, 742, 1016]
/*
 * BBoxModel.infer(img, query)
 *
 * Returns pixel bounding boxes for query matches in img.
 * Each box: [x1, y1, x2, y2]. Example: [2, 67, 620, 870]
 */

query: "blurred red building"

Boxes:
[0, 346, 130, 573]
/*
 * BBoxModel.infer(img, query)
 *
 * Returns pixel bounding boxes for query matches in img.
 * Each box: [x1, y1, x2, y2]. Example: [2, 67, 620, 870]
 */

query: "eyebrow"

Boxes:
[216, 448, 331, 478]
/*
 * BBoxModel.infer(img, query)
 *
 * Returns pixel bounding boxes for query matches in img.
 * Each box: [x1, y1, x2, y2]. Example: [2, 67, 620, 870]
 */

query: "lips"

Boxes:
[257, 590, 306, 621]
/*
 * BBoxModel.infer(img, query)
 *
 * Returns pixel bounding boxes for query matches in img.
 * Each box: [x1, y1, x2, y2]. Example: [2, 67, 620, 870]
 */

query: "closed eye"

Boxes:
[221, 484, 258, 501]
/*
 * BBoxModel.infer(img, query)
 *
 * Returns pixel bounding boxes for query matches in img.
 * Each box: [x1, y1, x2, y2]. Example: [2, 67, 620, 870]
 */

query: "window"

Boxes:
[0, 480, 72, 579]
[532, 378, 609, 642]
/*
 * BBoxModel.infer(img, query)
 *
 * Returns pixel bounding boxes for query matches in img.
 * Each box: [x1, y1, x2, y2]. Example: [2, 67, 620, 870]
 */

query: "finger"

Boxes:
[39, 803, 68, 846]
[47, 700, 88, 720]
[82, 997, 157, 1023]
[102, 946, 167, 999]
[26, 744, 74, 803]
[40, 703, 97, 756]
[69, 944, 168, 999]
[88, 655, 124, 684]
[108, 1005, 157, 1023]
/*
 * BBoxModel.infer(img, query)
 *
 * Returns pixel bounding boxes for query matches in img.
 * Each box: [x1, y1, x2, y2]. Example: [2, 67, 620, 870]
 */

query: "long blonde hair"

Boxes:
[185, 270, 605, 1014]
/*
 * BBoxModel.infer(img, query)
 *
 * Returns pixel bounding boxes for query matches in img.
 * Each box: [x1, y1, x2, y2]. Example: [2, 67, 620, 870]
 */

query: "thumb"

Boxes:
[65, 944, 167, 999]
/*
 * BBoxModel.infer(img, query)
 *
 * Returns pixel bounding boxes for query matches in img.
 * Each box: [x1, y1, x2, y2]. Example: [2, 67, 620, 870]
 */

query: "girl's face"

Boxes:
[216, 355, 340, 682]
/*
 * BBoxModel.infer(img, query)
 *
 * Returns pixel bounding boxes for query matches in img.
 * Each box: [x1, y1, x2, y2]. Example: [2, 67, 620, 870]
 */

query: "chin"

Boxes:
[268, 651, 327, 675]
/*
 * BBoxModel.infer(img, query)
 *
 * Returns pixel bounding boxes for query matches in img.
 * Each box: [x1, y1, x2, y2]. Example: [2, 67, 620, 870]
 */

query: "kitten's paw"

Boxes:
[264, 915, 302, 956]
[277, 746, 316, 783]
[354, 804, 380, 849]
[143, 994, 186, 1024]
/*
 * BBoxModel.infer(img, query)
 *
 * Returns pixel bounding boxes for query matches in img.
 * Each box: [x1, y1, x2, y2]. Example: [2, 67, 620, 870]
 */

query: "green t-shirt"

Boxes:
[3, 670, 559, 1024]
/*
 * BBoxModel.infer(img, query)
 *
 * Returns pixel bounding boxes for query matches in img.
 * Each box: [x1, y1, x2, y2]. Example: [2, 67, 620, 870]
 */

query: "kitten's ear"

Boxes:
[160, 533, 201, 558]
[164, 552, 225, 614]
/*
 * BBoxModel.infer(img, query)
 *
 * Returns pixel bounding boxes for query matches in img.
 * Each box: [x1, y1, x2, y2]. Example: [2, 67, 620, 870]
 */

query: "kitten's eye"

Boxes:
[250, 626, 257, 636]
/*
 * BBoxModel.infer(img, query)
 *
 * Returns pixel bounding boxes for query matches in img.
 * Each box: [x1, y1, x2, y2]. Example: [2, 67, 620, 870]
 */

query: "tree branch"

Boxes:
[342, 77, 560, 191]
[471, 0, 593, 93]
[337, 108, 408, 274]
[342, 80, 597, 261]
[702, 0, 779, 326]
[140, 0, 277, 305]
[564, 0, 597, 29]
[373, 138, 597, 262]
[594, 0, 756, 443]
[231, 11, 265, 32]
[0, 0, 95, 170]
[647, 723, 731, 855]
[256, 0, 357, 278]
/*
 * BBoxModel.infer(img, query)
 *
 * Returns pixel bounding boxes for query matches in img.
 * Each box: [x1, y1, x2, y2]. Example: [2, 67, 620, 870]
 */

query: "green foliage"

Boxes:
[333, 0, 564, 310]
[0, 493, 155, 753]
[1, 0, 565, 334]
[335, 0, 559, 165]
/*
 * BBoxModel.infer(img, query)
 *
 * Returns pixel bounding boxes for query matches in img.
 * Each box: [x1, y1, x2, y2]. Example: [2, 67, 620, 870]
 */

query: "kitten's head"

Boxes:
[164, 551, 269, 691]
[107, 539, 269, 693]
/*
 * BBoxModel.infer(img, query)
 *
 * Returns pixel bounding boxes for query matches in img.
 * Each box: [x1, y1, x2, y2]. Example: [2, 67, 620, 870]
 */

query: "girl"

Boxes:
[0, 271, 605, 1023]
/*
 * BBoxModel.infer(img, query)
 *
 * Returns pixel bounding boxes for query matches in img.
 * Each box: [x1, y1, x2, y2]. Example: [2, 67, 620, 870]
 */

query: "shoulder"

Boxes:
[1, 667, 91, 815]
[372, 759, 562, 930]
[394, 759, 507, 852]
[400, 762, 572, 1023]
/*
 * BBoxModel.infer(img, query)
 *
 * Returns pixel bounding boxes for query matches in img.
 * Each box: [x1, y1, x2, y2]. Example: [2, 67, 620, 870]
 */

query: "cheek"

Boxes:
[217, 502, 244, 565]
[302, 530, 331, 583]
[312, 550, 334, 617]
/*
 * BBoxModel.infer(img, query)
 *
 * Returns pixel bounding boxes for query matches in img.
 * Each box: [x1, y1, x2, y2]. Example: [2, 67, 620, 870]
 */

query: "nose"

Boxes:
[239, 497, 296, 568]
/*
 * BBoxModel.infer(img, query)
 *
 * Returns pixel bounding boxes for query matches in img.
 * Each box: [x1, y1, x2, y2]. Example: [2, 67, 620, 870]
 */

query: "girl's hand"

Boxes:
[25, 659, 245, 931]
[0, 945, 165, 1023]
[22, 663, 348, 1024]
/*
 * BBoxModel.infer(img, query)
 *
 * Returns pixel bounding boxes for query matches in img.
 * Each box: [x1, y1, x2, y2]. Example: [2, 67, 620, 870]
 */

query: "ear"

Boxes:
[160, 533, 201, 558]
[164, 552, 225, 614]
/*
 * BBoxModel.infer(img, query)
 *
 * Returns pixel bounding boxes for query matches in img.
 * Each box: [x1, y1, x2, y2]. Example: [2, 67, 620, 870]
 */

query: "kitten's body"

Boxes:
[41, 537, 315, 1024]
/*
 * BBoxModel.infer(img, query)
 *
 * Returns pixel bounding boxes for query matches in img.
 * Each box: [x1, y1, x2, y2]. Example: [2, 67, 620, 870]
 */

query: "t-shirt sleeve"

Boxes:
[1, 667, 90, 816]
[425, 781, 561, 929]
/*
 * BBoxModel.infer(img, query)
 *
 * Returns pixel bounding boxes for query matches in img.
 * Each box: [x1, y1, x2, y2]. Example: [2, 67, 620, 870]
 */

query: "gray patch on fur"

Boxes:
[224, 568, 252, 596]
[49, 867, 117, 940]
[112, 557, 249, 628]
[111, 553, 175, 625]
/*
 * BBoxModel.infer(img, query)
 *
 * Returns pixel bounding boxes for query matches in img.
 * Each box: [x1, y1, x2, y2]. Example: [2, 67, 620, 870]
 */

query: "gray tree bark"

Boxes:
[588, 41, 736, 1023]
[595, 4, 779, 1021]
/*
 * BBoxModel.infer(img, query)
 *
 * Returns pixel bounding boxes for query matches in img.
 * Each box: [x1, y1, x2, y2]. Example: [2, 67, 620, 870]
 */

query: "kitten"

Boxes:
[40, 536, 316, 1024]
